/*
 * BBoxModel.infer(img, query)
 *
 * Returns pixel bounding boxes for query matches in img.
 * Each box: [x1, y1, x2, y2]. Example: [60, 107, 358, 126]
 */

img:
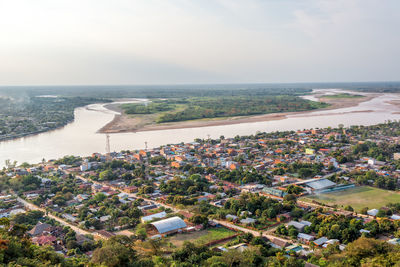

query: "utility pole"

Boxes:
[105, 134, 111, 161]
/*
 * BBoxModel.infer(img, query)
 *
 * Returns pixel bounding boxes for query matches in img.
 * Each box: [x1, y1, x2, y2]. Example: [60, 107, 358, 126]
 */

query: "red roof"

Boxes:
[33, 235, 57, 246]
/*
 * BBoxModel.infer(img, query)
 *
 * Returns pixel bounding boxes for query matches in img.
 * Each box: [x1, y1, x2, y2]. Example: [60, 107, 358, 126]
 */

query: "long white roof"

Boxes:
[151, 216, 187, 234]
[305, 179, 336, 190]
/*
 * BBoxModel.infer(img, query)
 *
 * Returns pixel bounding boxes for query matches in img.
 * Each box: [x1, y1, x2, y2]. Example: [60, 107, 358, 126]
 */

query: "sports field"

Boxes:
[301, 186, 400, 212]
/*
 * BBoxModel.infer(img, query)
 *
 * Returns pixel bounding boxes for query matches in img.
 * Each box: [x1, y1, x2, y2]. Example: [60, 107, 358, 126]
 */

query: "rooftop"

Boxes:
[151, 216, 187, 234]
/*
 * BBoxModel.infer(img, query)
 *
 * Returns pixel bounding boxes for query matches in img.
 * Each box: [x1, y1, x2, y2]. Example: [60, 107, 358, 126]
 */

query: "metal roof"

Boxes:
[141, 211, 167, 223]
[305, 179, 336, 190]
[151, 216, 187, 234]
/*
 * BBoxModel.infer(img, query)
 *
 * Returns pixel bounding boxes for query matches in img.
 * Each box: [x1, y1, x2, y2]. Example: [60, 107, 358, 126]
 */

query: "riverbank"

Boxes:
[99, 93, 377, 134]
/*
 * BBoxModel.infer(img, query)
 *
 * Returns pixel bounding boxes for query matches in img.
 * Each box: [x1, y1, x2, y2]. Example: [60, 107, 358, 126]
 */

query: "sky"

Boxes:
[0, 0, 399, 85]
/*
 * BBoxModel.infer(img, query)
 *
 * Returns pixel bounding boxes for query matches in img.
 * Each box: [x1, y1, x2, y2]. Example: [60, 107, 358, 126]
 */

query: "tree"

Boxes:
[344, 205, 354, 212]
[190, 214, 209, 226]
[136, 226, 147, 241]
[91, 237, 137, 267]
[99, 169, 114, 181]
[94, 193, 107, 202]
[288, 226, 299, 239]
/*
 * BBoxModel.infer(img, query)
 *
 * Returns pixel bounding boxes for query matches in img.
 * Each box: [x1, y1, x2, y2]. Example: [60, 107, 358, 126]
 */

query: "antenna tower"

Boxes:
[106, 134, 111, 160]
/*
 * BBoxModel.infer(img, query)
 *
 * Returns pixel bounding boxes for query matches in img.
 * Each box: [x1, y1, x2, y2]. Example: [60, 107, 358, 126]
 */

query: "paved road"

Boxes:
[68, 171, 313, 245]
[17, 197, 94, 237]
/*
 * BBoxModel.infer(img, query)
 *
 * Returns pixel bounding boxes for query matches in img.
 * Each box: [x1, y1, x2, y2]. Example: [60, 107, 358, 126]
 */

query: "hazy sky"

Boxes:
[0, 0, 399, 85]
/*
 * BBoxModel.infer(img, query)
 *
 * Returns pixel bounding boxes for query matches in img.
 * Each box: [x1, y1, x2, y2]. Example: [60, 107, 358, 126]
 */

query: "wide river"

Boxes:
[1, 89, 400, 167]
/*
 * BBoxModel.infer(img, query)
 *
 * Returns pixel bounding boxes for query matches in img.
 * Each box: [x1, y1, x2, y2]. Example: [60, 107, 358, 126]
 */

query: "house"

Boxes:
[367, 209, 379, 216]
[32, 235, 57, 246]
[286, 244, 304, 253]
[360, 229, 371, 234]
[314, 237, 329, 247]
[228, 243, 249, 252]
[270, 238, 289, 248]
[138, 204, 158, 211]
[75, 194, 90, 202]
[322, 239, 339, 248]
[390, 214, 400, 220]
[100, 215, 111, 223]
[28, 222, 52, 236]
[124, 186, 138, 193]
[240, 218, 256, 225]
[297, 233, 315, 243]
[299, 220, 312, 227]
[226, 214, 238, 221]
[288, 221, 306, 232]
[62, 214, 78, 222]
[150, 216, 187, 235]
[388, 238, 400, 245]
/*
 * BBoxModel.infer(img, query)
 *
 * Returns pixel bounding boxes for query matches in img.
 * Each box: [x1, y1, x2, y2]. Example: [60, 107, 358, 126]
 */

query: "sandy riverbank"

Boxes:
[99, 93, 377, 134]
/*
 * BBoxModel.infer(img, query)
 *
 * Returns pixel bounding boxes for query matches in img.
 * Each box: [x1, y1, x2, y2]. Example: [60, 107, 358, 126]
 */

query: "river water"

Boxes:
[1, 90, 399, 167]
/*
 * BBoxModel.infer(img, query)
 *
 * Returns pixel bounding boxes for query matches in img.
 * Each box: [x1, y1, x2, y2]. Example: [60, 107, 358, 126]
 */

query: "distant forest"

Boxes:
[0, 96, 109, 141]
[1, 81, 399, 99]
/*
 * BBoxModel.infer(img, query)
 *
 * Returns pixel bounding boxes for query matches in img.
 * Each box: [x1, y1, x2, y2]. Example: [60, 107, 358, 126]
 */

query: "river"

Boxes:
[1, 90, 400, 167]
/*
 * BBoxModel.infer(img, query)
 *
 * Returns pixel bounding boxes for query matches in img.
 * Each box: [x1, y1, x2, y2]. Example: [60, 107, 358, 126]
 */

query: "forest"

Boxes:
[120, 96, 327, 123]
[0, 96, 109, 140]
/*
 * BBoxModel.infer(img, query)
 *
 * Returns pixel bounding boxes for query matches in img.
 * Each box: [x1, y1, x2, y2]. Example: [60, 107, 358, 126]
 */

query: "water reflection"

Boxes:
[0, 90, 399, 167]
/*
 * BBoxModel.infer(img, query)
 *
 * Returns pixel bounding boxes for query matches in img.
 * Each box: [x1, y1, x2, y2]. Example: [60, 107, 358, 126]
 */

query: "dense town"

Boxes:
[2, 121, 400, 266]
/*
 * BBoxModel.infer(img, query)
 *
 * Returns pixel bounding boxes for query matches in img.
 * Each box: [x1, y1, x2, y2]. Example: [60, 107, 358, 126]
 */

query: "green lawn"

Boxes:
[301, 186, 400, 212]
[323, 93, 364, 99]
[168, 227, 236, 247]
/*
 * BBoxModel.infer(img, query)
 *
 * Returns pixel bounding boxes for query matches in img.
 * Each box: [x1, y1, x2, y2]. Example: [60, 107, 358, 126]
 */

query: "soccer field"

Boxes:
[301, 186, 400, 212]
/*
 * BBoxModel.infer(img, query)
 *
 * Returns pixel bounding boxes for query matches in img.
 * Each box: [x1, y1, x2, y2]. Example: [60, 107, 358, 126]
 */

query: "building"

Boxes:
[297, 233, 314, 243]
[240, 218, 256, 225]
[367, 209, 379, 217]
[305, 179, 336, 192]
[32, 235, 57, 246]
[28, 222, 52, 236]
[141, 211, 167, 223]
[287, 221, 311, 232]
[263, 187, 288, 197]
[314, 236, 329, 247]
[150, 216, 187, 235]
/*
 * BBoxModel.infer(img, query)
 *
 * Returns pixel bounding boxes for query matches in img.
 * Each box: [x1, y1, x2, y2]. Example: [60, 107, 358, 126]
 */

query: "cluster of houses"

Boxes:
[4, 124, 400, 256]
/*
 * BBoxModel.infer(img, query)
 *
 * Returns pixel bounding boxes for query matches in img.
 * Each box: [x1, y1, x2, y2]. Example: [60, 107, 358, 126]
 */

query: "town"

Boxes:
[2, 120, 400, 266]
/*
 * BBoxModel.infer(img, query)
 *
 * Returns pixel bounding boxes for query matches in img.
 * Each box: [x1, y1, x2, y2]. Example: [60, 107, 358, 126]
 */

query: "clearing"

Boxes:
[301, 186, 400, 212]
[168, 227, 237, 247]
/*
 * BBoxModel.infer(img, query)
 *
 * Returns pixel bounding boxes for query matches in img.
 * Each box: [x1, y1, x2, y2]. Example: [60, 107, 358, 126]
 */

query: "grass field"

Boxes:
[322, 93, 364, 99]
[168, 227, 236, 247]
[301, 186, 400, 212]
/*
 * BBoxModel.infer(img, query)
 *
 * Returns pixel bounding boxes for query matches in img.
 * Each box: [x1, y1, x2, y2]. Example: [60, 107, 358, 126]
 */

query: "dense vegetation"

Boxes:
[158, 96, 327, 122]
[120, 96, 328, 123]
[323, 93, 364, 98]
[0, 96, 109, 140]
[121, 102, 176, 114]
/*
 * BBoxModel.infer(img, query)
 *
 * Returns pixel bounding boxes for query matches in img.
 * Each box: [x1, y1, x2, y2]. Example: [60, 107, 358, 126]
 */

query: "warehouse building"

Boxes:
[150, 216, 187, 236]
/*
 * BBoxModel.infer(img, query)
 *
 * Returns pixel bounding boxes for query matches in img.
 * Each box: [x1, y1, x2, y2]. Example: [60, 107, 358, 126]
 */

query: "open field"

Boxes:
[168, 227, 236, 247]
[301, 186, 400, 212]
[322, 93, 364, 99]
